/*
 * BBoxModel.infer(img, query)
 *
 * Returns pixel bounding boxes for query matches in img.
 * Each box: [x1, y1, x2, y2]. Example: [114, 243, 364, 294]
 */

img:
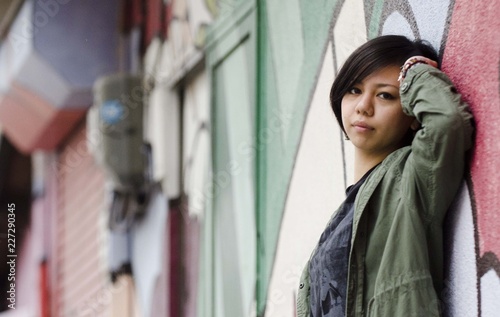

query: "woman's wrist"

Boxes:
[398, 56, 438, 82]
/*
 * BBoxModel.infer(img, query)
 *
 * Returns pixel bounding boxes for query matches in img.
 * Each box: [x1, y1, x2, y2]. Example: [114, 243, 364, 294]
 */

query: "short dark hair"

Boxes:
[330, 35, 439, 134]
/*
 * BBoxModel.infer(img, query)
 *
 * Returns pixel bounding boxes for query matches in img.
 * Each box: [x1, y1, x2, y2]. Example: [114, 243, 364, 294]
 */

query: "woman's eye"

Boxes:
[378, 92, 395, 100]
[348, 87, 361, 94]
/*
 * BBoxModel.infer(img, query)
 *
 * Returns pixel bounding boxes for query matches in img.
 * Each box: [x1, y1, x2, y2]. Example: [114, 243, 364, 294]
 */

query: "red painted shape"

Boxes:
[0, 83, 85, 154]
[145, 0, 163, 45]
[442, 0, 500, 257]
[166, 200, 201, 316]
[169, 201, 184, 317]
[132, 0, 144, 27]
[40, 260, 50, 317]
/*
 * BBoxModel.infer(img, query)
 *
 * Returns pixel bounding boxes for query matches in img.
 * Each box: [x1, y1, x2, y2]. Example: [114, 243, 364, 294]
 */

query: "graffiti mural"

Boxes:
[369, 0, 452, 51]
[362, 0, 500, 315]
[442, 0, 500, 315]
[266, 0, 500, 316]
[364, 0, 500, 315]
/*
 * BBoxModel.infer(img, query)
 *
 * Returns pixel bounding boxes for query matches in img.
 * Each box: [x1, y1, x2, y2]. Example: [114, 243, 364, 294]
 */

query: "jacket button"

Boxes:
[299, 283, 304, 289]
[401, 82, 409, 92]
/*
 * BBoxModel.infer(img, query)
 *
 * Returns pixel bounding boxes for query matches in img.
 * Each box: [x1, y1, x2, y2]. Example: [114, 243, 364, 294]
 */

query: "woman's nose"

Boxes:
[355, 95, 374, 116]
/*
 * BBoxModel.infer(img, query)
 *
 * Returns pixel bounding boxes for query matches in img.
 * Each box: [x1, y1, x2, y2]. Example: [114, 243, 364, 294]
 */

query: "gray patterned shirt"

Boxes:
[308, 168, 375, 317]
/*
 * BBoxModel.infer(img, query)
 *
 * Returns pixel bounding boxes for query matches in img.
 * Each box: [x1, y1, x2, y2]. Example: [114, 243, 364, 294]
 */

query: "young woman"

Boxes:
[296, 35, 474, 317]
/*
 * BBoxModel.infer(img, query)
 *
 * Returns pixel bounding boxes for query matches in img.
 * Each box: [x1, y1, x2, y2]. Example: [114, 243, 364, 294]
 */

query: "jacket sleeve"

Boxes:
[399, 64, 474, 222]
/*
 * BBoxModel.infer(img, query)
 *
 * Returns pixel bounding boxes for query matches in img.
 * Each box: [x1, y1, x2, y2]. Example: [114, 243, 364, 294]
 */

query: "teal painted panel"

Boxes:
[215, 37, 256, 315]
[213, 43, 256, 316]
[266, 0, 304, 143]
[213, 82, 244, 316]
[203, 2, 257, 317]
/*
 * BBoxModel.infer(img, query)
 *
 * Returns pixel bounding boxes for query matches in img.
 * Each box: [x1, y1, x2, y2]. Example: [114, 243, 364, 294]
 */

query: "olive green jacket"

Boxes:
[297, 65, 474, 317]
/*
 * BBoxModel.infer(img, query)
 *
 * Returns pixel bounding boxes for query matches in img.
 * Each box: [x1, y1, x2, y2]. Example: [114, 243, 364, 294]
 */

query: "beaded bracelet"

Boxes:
[398, 58, 428, 82]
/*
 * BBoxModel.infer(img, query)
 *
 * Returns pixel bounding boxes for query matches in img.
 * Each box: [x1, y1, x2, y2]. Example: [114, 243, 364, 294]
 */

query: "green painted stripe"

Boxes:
[368, 0, 385, 39]
[256, 0, 267, 314]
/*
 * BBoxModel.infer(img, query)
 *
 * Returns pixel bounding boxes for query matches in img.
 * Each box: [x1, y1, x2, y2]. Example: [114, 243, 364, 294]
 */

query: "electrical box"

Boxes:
[93, 74, 146, 192]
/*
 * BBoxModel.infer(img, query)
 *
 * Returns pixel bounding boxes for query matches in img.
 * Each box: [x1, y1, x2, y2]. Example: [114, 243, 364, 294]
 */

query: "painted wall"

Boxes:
[264, 0, 500, 316]
[2, 0, 498, 316]
[83, 0, 498, 315]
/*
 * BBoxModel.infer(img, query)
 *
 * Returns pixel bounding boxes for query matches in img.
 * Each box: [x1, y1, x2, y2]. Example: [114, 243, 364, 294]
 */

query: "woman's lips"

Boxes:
[352, 121, 374, 131]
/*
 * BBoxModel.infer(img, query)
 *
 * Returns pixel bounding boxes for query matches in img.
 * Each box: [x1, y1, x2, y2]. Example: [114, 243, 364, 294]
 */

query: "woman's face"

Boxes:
[341, 65, 415, 159]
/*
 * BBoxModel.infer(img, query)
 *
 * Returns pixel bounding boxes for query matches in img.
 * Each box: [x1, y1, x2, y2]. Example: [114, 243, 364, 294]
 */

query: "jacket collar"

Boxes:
[351, 147, 410, 239]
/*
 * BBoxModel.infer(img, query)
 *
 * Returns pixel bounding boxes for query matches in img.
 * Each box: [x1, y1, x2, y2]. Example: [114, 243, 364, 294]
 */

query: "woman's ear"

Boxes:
[410, 118, 420, 131]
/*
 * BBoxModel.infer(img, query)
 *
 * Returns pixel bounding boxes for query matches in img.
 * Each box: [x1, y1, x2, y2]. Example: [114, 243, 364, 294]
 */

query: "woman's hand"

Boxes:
[398, 56, 438, 81]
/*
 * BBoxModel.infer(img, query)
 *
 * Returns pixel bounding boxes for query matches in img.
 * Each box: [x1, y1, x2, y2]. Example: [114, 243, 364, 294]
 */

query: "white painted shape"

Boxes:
[107, 231, 130, 273]
[158, 39, 175, 86]
[0, 0, 34, 91]
[382, 12, 415, 40]
[183, 71, 211, 218]
[266, 0, 304, 145]
[187, 0, 213, 39]
[381, 1, 450, 52]
[170, 0, 191, 59]
[148, 86, 181, 199]
[86, 105, 104, 166]
[170, 19, 192, 68]
[184, 70, 210, 123]
[332, 0, 366, 186]
[32, 151, 47, 196]
[342, 139, 356, 187]
[172, 0, 188, 19]
[15, 51, 73, 108]
[443, 181, 478, 317]
[132, 189, 168, 317]
[144, 38, 163, 81]
[333, 0, 367, 71]
[266, 42, 347, 317]
[409, 0, 450, 51]
[480, 270, 500, 317]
